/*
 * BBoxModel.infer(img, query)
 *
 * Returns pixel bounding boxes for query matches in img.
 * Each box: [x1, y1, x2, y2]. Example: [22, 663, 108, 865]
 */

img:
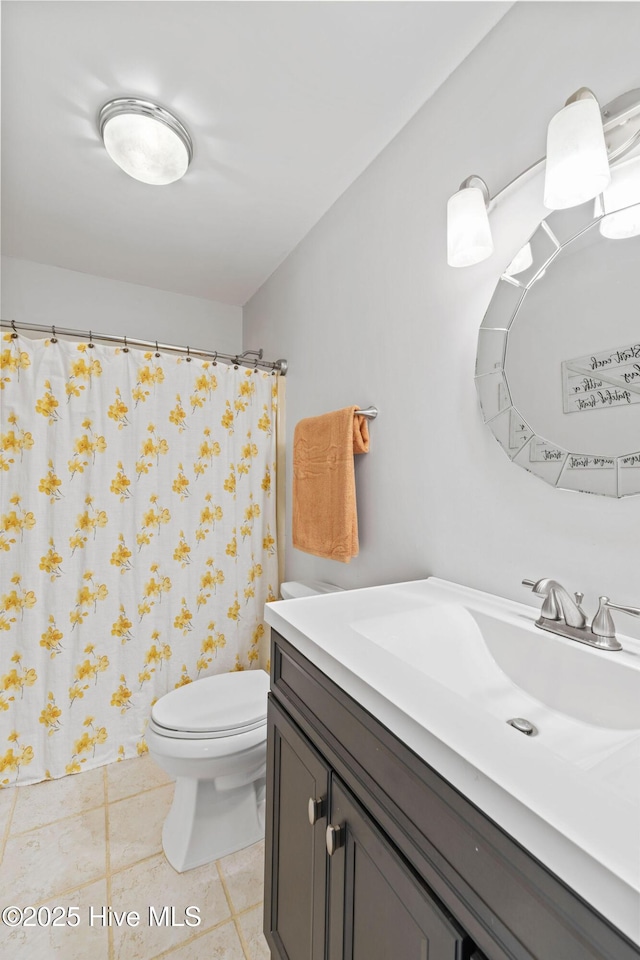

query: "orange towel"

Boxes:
[292, 406, 370, 563]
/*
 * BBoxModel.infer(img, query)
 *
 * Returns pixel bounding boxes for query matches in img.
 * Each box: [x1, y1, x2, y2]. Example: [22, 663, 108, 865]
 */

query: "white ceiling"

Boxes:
[1, 1, 512, 305]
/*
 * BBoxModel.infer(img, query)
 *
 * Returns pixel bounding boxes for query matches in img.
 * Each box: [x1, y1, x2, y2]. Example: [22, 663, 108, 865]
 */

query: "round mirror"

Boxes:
[476, 201, 640, 497]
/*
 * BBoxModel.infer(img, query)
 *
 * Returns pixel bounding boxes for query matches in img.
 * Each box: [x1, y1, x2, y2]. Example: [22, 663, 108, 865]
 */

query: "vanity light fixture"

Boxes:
[447, 86, 640, 268]
[98, 98, 193, 185]
[543, 88, 610, 210]
[446, 176, 494, 268]
[595, 155, 640, 239]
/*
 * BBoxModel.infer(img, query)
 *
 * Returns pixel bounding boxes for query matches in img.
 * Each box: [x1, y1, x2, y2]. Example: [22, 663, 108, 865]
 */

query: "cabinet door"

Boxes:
[264, 696, 330, 960]
[326, 777, 472, 960]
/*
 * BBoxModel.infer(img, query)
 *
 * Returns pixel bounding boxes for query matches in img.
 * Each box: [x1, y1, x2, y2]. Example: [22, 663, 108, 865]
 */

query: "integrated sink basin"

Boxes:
[352, 599, 640, 791]
[265, 575, 640, 944]
[352, 603, 640, 731]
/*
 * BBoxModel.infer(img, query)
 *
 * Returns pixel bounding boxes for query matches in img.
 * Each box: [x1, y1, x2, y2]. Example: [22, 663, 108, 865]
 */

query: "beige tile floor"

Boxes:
[0, 755, 270, 960]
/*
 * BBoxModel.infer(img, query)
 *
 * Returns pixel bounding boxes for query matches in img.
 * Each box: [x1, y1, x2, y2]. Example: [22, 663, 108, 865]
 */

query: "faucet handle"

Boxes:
[592, 595, 640, 642]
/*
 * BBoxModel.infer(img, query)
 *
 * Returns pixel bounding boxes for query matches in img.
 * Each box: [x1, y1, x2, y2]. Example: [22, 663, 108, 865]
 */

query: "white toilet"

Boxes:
[147, 669, 270, 872]
[147, 581, 343, 873]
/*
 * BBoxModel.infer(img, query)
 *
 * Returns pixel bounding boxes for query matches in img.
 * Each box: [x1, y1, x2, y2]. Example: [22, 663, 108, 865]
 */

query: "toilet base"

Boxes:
[162, 774, 266, 872]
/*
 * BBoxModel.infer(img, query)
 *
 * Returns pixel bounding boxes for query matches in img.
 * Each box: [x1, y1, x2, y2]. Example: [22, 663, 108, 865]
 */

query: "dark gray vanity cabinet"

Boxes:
[325, 777, 471, 960]
[265, 696, 329, 960]
[266, 696, 470, 960]
[264, 630, 640, 960]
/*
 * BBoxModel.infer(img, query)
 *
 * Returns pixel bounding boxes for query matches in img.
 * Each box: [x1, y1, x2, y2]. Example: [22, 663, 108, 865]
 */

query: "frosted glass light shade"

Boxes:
[447, 186, 493, 267]
[595, 156, 640, 238]
[544, 97, 610, 210]
[99, 100, 192, 185]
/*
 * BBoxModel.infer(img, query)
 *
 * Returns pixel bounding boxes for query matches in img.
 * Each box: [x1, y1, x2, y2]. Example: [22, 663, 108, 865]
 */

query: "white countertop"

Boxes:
[265, 577, 640, 945]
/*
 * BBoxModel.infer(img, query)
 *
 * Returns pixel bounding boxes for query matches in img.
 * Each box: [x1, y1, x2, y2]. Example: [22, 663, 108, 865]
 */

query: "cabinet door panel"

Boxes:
[265, 697, 330, 960]
[328, 777, 471, 960]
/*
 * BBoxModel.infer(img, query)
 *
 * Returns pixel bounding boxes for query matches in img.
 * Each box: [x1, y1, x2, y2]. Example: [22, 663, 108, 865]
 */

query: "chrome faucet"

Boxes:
[522, 578, 640, 651]
[522, 578, 587, 629]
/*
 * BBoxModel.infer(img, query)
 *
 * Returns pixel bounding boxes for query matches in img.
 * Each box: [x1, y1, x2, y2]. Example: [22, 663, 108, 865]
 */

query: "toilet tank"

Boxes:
[280, 580, 344, 600]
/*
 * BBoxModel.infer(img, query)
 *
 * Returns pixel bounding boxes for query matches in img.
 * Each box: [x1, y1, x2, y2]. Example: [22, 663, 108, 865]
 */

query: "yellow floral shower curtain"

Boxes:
[0, 333, 279, 786]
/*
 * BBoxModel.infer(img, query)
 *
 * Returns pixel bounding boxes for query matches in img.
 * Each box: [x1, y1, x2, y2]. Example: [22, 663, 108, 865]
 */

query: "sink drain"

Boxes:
[507, 717, 538, 736]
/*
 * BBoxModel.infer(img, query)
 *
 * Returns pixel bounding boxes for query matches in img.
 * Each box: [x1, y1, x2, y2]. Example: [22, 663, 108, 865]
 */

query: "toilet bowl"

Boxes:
[147, 669, 270, 872]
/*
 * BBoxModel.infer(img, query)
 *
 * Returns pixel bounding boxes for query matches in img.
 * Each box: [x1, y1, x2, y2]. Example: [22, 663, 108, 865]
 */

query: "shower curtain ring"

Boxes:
[11, 320, 18, 339]
[88, 330, 94, 349]
[155, 341, 160, 358]
[186, 346, 192, 362]
[123, 336, 129, 353]
[212, 351, 218, 366]
[50, 325, 58, 343]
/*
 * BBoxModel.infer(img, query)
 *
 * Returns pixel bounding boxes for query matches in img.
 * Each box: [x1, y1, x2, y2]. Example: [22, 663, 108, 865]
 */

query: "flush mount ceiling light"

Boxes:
[447, 86, 640, 268]
[98, 98, 193, 185]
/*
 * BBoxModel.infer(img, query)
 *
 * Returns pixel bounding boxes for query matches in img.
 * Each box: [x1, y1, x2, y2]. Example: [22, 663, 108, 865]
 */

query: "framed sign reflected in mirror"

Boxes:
[475, 201, 640, 497]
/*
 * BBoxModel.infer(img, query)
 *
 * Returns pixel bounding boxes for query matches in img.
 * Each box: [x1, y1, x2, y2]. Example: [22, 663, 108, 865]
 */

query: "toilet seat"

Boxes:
[149, 716, 266, 740]
[150, 670, 269, 740]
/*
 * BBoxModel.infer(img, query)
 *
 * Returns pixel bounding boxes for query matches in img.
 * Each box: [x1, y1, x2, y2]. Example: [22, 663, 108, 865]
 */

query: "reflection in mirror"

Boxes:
[480, 279, 523, 331]
[504, 242, 533, 277]
[476, 197, 640, 497]
[595, 156, 640, 238]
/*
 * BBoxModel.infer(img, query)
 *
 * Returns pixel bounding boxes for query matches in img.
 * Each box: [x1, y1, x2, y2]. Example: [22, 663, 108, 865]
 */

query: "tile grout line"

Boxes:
[105, 778, 176, 807]
[13, 864, 114, 907]
[216, 860, 255, 960]
[234, 914, 254, 960]
[109, 848, 172, 881]
[146, 916, 243, 960]
[6, 780, 174, 840]
[7, 775, 111, 928]
[15, 872, 110, 908]
[11, 858, 264, 940]
[1, 765, 267, 959]
[215, 858, 237, 919]
[142, 860, 258, 960]
[11, 832, 176, 922]
[216, 858, 255, 959]
[234, 899, 264, 920]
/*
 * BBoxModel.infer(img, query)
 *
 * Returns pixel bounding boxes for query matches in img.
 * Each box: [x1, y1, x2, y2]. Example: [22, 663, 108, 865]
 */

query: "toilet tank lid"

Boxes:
[151, 669, 269, 735]
[281, 580, 344, 599]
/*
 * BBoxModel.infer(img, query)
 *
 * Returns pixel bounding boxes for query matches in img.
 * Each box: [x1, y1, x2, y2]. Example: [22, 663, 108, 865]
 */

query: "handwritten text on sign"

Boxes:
[561, 342, 640, 414]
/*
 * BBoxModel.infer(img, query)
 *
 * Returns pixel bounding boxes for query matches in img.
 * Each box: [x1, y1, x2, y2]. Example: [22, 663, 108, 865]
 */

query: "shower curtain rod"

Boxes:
[0, 318, 288, 375]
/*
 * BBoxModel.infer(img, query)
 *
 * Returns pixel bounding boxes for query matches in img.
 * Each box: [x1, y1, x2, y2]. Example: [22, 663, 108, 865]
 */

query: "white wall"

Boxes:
[1, 257, 242, 353]
[244, 2, 640, 635]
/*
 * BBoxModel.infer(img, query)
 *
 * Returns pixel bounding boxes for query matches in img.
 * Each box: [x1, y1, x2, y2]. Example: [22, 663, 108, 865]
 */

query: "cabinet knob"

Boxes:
[308, 796, 326, 825]
[325, 824, 344, 856]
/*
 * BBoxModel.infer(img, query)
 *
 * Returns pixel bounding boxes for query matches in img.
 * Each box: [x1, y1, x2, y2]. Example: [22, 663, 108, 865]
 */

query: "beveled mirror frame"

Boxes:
[475, 201, 640, 498]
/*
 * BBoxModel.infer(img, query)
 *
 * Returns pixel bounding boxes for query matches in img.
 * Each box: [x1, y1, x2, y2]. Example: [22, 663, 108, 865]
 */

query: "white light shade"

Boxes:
[99, 100, 192, 185]
[504, 242, 533, 277]
[595, 155, 640, 238]
[447, 186, 493, 268]
[544, 97, 610, 210]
